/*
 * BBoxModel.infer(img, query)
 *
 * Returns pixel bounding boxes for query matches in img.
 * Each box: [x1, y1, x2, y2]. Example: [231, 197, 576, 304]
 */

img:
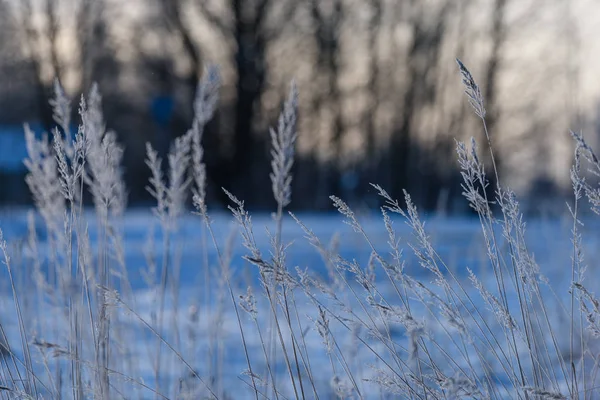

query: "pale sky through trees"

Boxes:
[1, 0, 600, 210]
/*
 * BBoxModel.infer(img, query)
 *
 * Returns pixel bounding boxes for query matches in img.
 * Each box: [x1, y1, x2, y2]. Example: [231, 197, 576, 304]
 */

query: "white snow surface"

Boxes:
[0, 209, 599, 398]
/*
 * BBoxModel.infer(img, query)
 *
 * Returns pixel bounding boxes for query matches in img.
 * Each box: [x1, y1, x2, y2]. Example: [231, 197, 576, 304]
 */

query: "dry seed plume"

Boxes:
[456, 58, 486, 119]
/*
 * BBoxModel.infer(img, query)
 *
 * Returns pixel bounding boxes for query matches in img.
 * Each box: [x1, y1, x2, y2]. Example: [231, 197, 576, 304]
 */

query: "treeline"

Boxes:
[0, 0, 583, 212]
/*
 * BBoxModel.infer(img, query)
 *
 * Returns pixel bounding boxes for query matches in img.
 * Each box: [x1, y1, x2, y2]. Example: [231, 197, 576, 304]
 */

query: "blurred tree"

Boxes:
[483, 0, 507, 175]
[158, 0, 203, 103]
[157, 0, 298, 206]
[216, 0, 298, 206]
[78, 0, 111, 92]
[356, 0, 387, 208]
[365, 0, 382, 173]
[308, 0, 344, 205]
[390, 0, 451, 208]
[13, 0, 57, 131]
[9, 0, 112, 131]
[0, 0, 37, 125]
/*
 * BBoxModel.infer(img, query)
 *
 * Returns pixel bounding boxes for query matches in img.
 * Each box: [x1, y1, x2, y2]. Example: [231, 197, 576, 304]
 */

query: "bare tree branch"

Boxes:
[160, 0, 202, 76]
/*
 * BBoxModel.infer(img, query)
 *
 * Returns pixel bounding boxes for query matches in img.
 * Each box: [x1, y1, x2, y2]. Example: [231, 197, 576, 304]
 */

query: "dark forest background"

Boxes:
[0, 0, 591, 213]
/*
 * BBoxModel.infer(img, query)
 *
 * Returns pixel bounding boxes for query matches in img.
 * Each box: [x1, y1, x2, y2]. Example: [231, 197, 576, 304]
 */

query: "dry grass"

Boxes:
[0, 60, 598, 399]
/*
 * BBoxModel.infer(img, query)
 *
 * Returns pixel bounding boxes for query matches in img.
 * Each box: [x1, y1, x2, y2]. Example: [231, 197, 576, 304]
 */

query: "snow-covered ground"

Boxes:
[0, 209, 599, 398]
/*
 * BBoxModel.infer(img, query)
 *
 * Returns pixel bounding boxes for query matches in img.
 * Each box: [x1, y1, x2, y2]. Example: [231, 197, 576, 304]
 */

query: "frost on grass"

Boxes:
[4, 61, 600, 400]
